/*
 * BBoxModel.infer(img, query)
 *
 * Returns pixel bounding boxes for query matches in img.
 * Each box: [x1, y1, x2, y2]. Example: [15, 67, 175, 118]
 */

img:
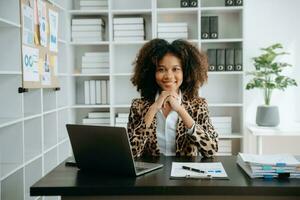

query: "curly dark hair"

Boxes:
[131, 38, 208, 102]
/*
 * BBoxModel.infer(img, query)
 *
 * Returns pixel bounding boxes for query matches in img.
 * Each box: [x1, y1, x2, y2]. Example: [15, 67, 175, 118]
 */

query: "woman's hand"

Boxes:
[164, 94, 182, 112]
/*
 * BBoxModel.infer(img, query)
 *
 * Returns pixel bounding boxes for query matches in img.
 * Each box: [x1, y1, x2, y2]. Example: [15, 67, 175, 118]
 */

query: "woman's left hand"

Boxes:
[164, 93, 182, 112]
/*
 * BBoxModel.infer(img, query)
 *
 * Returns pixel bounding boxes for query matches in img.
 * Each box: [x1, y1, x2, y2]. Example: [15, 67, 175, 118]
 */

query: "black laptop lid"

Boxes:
[66, 124, 136, 176]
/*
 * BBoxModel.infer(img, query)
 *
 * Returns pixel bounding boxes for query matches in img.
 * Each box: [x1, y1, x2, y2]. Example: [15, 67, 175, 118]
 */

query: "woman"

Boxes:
[128, 39, 218, 158]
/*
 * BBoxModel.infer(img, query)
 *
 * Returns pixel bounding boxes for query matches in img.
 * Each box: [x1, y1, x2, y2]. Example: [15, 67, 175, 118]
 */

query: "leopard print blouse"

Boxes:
[127, 94, 219, 158]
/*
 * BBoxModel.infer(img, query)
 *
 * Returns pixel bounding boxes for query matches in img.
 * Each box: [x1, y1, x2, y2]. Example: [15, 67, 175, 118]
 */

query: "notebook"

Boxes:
[66, 124, 163, 176]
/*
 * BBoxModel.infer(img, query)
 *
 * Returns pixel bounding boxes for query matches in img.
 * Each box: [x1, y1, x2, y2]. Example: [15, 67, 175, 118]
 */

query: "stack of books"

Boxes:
[113, 17, 145, 41]
[115, 113, 129, 128]
[71, 18, 105, 42]
[216, 139, 232, 156]
[82, 112, 110, 126]
[81, 52, 109, 74]
[237, 153, 300, 179]
[79, 0, 108, 10]
[157, 23, 188, 41]
[211, 116, 232, 135]
[84, 80, 109, 105]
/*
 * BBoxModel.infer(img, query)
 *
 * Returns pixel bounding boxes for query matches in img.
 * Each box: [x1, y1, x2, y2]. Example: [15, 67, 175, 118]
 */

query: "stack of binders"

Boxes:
[84, 79, 109, 105]
[115, 113, 129, 128]
[211, 116, 232, 135]
[72, 18, 105, 42]
[113, 17, 145, 41]
[207, 48, 243, 71]
[237, 153, 300, 179]
[82, 112, 110, 126]
[201, 16, 218, 39]
[157, 23, 188, 41]
[81, 52, 109, 74]
[79, 0, 108, 10]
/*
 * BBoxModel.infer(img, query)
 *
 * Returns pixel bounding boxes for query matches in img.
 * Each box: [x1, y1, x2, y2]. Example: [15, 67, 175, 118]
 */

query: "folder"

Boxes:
[225, 48, 234, 71]
[201, 16, 210, 39]
[234, 48, 243, 71]
[207, 49, 217, 71]
[234, 0, 243, 6]
[225, 0, 235, 6]
[216, 49, 225, 71]
[209, 16, 218, 39]
[180, 0, 189, 7]
[189, 0, 198, 7]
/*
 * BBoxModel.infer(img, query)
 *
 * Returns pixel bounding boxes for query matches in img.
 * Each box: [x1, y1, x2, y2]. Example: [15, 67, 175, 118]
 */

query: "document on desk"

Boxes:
[170, 162, 229, 179]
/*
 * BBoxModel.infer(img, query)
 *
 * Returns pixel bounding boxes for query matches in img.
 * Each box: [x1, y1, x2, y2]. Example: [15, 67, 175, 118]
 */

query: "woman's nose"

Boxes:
[164, 70, 172, 78]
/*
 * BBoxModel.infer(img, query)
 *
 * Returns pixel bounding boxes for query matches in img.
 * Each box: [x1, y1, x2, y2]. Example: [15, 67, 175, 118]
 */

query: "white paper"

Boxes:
[49, 9, 58, 52]
[171, 162, 228, 178]
[22, 45, 39, 82]
[22, 5, 34, 45]
[38, 0, 47, 47]
[42, 54, 51, 85]
[239, 153, 300, 166]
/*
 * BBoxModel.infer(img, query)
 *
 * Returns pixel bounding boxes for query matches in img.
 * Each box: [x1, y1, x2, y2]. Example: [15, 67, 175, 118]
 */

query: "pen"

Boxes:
[182, 165, 205, 173]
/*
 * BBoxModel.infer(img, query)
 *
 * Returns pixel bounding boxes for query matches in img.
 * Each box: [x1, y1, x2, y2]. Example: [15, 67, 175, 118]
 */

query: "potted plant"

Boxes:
[246, 43, 297, 126]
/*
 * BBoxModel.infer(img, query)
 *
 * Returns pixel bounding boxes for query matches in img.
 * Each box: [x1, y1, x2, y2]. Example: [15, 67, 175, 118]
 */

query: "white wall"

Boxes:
[244, 0, 300, 152]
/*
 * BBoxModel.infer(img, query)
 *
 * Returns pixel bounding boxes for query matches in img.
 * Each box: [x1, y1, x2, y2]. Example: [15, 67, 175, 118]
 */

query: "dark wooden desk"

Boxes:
[31, 156, 300, 200]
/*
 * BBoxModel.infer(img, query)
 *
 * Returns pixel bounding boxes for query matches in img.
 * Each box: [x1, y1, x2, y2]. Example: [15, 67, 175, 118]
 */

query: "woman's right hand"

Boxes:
[152, 91, 178, 111]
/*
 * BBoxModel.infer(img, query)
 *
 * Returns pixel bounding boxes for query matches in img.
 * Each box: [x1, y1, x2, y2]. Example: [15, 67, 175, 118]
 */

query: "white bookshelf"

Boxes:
[69, 0, 244, 157]
[1, 0, 244, 198]
[0, 0, 71, 200]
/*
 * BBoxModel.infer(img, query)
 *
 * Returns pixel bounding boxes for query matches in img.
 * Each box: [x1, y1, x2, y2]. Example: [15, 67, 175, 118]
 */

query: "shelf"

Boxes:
[72, 73, 110, 77]
[208, 71, 243, 75]
[157, 7, 198, 14]
[0, 117, 23, 129]
[112, 40, 148, 45]
[69, 9, 109, 15]
[70, 41, 110, 45]
[112, 73, 133, 76]
[201, 6, 243, 13]
[219, 134, 243, 139]
[0, 17, 21, 28]
[0, 70, 22, 75]
[208, 103, 243, 107]
[201, 38, 243, 43]
[112, 9, 152, 14]
[72, 104, 110, 108]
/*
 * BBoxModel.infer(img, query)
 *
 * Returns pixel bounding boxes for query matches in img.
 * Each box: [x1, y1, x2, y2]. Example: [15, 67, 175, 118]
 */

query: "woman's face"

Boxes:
[155, 53, 183, 93]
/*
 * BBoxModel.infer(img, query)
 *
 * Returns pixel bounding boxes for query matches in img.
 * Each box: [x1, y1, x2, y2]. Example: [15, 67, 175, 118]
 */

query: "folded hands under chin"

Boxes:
[156, 91, 182, 112]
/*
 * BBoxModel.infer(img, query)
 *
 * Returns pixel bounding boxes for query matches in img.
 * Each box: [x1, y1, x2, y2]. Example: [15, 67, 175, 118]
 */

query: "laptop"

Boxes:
[66, 124, 163, 176]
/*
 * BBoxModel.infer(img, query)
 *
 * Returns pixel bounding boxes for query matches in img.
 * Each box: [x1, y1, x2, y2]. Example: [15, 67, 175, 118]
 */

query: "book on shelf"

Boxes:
[84, 80, 90, 104]
[113, 17, 144, 24]
[101, 80, 107, 104]
[225, 0, 235, 6]
[72, 18, 104, 25]
[89, 80, 96, 105]
[72, 25, 103, 32]
[114, 36, 144, 41]
[114, 24, 144, 31]
[209, 16, 218, 39]
[117, 113, 129, 118]
[81, 68, 109, 74]
[225, 48, 234, 71]
[201, 16, 209, 39]
[157, 32, 188, 39]
[115, 117, 128, 123]
[211, 116, 232, 135]
[72, 31, 102, 37]
[216, 49, 225, 71]
[82, 118, 110, 124]
[234, 0, 243, 6]
[157, 26, 188, 33]
[234, 48, 243, 71]
[82, 62, 109, 68]
[84, 52, 109, 57]
[72, 37, 104, 42]
[114, 30, 145, 37]
[82, 56, 109, 63]
[96, 80, 101, 104]
[211, 116, 232, 123]
[88, 112, 110, 118]
[158, 23, 188, 27]
[80, 6, 108, 10]
[107, 81, 110, 104]
[207, 49, 217, 71]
